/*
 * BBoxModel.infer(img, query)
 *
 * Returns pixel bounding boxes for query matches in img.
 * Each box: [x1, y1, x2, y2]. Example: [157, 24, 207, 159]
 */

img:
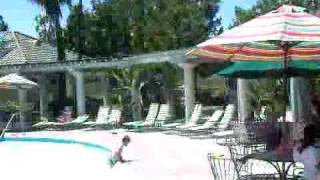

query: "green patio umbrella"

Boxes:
[217, 60, 320, 78]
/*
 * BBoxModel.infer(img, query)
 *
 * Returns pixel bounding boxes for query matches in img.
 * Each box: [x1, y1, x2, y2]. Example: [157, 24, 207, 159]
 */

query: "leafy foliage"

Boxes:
[233, 0, 319, 25]
[0, 15, 8, 31]
[34, 14, 56, 44]
[0, 101, 33, 113]
[30, 0, 72, 114]
[29, 0, 72, 61]
[64, 0, 222, 57]
[96, 63, 181, 119]
[248, 80, 286, 121]
[32, 0, 223, 118]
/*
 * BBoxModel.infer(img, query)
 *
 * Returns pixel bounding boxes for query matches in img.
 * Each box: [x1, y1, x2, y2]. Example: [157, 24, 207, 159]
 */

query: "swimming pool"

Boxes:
[0, 136, 112, 180]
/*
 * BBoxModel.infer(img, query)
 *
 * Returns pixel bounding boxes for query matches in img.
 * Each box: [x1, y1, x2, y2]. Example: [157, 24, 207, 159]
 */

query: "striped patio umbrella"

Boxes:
[187, 5, 320, 78]
[0, 73, 37, 90]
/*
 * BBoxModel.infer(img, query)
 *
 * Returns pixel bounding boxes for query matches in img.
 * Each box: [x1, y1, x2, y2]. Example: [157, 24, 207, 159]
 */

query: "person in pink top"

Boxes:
[108, 135, 131, 168]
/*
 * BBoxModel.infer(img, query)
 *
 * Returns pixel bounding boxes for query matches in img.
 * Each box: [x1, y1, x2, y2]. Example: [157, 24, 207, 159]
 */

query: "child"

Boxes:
[108, 135, 131, 168]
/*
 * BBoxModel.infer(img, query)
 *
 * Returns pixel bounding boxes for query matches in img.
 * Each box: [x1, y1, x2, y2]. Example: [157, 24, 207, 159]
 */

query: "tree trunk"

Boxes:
[54, 17, 65, 62]
[130, 80, 142, 121]
[54, 17, 66, 114]
[78, 0, 83, 60]
[58, 73, 66, 113]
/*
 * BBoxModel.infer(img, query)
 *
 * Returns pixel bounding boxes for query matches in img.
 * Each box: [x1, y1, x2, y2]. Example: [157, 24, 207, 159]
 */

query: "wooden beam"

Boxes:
[0, 49, 192, 73]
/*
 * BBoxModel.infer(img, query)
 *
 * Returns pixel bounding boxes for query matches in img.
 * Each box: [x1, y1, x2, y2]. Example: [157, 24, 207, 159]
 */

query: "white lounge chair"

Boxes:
[153, 104, 173, 127]
[125, 104, 170, 132]
[214, 104, 235, 131]
[32, 114, 89, 129]
[176, 104, 203, 129]
[83, 106, 110, 126]
[92, 108, 122, 128]
[32, 121, 56, 129]
[123, 103, 159, 126]
[107, 109, 122, 126]
[277, 111, 294, 122]
[189, 109, 224, 131]
[211, 104, 236, 140]
[161, 104, 202, 129]
[96, 106, 111, 123]
[53, 114, 90, 129]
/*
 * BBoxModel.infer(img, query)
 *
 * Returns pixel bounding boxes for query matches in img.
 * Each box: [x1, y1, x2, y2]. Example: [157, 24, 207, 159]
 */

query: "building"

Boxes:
[1, 31, 209, 129]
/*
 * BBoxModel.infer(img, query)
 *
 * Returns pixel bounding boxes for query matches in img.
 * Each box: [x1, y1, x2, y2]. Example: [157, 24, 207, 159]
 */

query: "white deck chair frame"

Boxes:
[123, 103, 159, 126]
[189, 109, 224, 131]
[176, 104, 203, 129]
[154, 104, 173, 127]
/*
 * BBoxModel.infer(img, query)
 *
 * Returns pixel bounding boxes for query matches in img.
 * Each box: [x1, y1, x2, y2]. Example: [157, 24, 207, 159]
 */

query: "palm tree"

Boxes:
[78, 0, 83, 59]
[29, 0, 71, 61]
[29, 0, 72, 115]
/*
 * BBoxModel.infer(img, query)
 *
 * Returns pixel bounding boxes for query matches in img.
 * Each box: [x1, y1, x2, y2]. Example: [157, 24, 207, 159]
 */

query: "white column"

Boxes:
[237, 79, 250, 122]
[290, 77, 311, 122]
[67, 69, 86, 116]
[39, 76, 48, 122]
[18, 89, 27, 131]
[182, 64, 196, 122]
[75, 71, 86, 115]
[66, 74, 74, 99]
[100, 76, 109, 106]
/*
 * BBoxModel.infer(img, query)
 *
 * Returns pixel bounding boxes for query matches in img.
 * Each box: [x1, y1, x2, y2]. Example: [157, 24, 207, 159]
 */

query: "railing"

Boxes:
[0, 113, 17, 138]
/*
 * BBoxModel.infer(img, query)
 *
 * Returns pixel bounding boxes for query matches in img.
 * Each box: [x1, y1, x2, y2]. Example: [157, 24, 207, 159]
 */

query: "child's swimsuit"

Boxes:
[107, 157, 117, 167]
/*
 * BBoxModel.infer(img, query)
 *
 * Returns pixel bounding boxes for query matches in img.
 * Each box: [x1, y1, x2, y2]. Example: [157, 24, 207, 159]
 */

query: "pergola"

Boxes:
[0, 31, 200, 124]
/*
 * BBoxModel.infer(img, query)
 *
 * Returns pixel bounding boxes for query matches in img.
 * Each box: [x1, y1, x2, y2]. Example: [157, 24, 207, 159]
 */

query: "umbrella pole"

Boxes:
[281, 43, 290, 143]
[283, 79, 288, 123]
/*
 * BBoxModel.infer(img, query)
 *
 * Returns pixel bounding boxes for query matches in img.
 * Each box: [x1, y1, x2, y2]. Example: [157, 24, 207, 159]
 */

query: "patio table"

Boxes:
[243, 151, 296, 180]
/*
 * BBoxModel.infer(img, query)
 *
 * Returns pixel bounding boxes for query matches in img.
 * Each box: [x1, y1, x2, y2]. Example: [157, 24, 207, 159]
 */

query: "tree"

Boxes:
[29, 0, 71, 61]
[34, 14, 56, 44]
[0, 15, 8, 31]
[233, 0, 319, 26]
[248, 80, 286, 122]
[30, 0, 72, 114]
[63, 0, 222, 119]
[65, 0, 222, 57]
[100, 63, 180, 121]
[207, 2, 223, 36]
[0, 15, 8, 48]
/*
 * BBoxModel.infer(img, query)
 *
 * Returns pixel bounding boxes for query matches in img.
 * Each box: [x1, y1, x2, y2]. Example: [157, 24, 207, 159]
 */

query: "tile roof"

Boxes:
[0, 31, 79, 66]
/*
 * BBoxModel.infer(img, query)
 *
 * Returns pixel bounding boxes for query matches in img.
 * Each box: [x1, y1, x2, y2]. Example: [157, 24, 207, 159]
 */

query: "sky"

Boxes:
[0, 0, 257, 37]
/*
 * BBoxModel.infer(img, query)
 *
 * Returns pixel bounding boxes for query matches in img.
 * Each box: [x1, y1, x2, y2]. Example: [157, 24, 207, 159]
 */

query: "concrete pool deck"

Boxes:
[1, 130, 226, 180]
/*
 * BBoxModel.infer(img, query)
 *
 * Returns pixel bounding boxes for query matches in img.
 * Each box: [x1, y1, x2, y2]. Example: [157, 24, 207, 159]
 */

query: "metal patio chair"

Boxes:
[207, 153, 238, 180]
[228, 144, 278, 180]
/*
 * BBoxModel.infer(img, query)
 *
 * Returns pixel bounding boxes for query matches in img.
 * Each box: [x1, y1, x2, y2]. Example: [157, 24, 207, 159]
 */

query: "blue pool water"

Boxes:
[0, 136, 113, 180]
[3, 136, 111, 153]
